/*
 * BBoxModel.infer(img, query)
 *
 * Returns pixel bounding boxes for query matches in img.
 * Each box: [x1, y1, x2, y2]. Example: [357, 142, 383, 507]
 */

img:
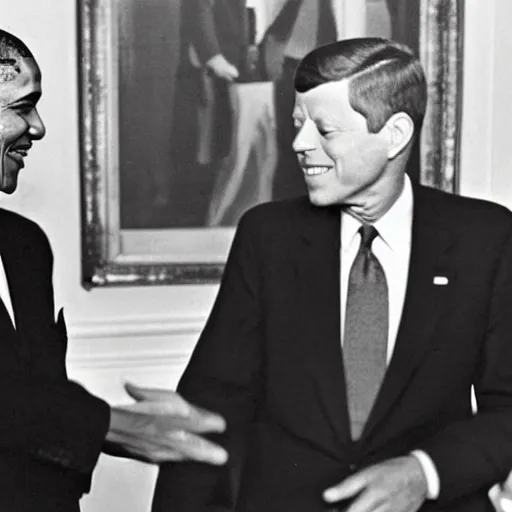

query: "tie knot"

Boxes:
[359, 225, 379, 249]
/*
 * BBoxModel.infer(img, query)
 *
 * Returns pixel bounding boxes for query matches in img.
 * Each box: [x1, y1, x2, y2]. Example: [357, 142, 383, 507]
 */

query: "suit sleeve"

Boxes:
[153, 212, 264, 511]
[0, 220, 110, 475]
[419, 224, 512, 504]
[0, 376, 110, 474]
[186, 0, 222, 64]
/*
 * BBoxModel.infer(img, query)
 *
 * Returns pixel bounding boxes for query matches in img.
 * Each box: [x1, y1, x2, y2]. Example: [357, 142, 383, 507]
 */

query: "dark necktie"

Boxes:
[343, 225, 388, 440]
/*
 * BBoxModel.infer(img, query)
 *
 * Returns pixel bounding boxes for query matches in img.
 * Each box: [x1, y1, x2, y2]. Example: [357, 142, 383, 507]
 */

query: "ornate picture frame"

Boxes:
[78, 0, 463, 288]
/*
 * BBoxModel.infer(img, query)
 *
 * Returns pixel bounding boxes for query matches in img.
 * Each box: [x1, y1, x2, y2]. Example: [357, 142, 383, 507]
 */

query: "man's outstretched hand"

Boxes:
[104, 382, 228, 466]
[323, 456, 428, 512]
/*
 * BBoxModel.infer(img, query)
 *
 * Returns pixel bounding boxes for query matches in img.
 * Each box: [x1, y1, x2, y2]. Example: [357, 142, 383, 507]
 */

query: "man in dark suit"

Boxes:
[0, 29, 228, 511]
[152, 38, 512, 511]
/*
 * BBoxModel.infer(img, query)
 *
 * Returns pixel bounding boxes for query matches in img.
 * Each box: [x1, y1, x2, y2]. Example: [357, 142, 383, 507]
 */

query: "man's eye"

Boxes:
[13, 104, 34, 115]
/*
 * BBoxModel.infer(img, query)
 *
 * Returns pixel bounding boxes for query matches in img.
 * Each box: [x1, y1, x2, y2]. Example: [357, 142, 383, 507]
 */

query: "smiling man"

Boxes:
[153, 38, 512, 512]
[0, 29, 228, 512]
[0, 47, 44, 191]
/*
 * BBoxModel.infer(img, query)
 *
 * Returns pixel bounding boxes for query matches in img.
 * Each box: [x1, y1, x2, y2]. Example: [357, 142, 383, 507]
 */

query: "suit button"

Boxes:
[349, 463, 357, 472]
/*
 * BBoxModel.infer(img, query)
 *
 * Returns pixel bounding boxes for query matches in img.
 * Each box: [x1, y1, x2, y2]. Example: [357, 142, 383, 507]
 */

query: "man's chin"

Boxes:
[0, 176, 19, 195]
[307, 190, 339, 207]
[0, 163, 19, 194]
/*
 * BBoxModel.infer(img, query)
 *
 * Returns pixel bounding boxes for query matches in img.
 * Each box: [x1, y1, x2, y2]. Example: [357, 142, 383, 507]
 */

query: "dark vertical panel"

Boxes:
[118, 0, 181, 228]
[385, 0, 421, 184]
[386, 0, 420, 54]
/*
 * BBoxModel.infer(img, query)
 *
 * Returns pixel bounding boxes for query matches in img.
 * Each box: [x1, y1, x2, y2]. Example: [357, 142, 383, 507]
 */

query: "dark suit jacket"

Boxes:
[173, 0, 248, 164]
[0, 209, 110, 511]
[182, 0, 248, 70]
[153, 183, 512, 512]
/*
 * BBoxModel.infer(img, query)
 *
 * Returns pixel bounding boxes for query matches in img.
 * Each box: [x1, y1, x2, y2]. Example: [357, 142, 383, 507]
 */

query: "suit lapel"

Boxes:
[361, 184, 455, 441]
[292, 201, 352, 451]
[0, 212, 31, 360]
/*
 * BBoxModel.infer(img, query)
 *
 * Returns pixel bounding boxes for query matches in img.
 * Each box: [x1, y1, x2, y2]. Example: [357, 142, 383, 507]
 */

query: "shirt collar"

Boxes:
[341, 174, 414, 252]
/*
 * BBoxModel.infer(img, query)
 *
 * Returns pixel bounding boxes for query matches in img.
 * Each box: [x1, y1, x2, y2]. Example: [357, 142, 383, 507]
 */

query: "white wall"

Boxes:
[459, 0, 512, 210]
[2, 0, 512, 511]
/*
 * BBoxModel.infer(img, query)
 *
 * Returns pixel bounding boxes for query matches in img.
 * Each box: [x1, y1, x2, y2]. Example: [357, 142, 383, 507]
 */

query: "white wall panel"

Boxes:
[66, 317, 202, 512]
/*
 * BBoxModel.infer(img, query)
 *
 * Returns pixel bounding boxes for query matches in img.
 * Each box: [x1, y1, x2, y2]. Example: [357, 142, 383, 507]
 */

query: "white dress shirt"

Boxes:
[0, 255, 16, 329]
[340, 176, 412, 358]
[340, 175, 439, 499]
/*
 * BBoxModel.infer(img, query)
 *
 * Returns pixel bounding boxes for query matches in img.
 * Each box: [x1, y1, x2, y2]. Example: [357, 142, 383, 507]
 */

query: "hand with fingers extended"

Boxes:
[104, 382, 228, 466]
[323, 456, 428, 512]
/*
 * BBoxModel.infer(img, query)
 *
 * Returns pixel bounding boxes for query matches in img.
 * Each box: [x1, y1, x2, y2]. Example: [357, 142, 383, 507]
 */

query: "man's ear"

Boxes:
[383, 112, 415, 159]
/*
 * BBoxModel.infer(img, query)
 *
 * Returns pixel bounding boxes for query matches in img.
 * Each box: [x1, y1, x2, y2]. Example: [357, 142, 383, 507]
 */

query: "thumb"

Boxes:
[124, 381, 173, 402]
[323, 473, 367, 503]
[124, 382, 193, 416]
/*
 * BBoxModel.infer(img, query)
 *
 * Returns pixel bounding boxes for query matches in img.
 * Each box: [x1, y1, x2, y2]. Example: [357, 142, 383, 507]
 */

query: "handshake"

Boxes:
[104, 382, 227, 466]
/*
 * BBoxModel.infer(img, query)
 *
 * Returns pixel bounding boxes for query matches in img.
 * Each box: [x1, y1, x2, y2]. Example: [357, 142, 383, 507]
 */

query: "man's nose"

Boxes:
[28, 108, 46, 140]
[292, 121, 316, 154]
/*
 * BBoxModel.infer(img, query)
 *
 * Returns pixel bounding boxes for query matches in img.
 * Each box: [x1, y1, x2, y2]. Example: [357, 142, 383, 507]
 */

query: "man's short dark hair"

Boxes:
[0, 29, 33, 63]
[294, 37, 427, 134]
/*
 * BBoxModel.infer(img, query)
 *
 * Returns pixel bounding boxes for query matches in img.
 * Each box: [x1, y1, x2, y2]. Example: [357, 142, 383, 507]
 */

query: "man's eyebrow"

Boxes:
[11, 91, 41, 105]
[22, 91, 41, 102]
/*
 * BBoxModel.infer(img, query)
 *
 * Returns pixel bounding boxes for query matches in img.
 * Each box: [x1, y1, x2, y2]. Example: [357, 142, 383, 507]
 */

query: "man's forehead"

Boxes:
[0, 58, 21, 84]
[294, 80, 350, 114]
[0, 57, 41, 107]
[0, 57, 40, 87]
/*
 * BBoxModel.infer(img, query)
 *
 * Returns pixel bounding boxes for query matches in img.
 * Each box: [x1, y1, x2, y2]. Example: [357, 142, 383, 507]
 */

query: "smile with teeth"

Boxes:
[9, 148, 28, 157]
[303, 166, 331, 177]
[5, 146, 30, 169]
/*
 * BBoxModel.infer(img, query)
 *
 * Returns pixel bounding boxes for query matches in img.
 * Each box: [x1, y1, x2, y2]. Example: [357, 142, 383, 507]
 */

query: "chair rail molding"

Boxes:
[66, 315, 205, 374]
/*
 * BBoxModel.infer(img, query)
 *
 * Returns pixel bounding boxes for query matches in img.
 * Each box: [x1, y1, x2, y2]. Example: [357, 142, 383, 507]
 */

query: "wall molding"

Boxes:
[66, 315, 206, 371]
[67, 348, 191, 370]
[69, 314, 206, 339]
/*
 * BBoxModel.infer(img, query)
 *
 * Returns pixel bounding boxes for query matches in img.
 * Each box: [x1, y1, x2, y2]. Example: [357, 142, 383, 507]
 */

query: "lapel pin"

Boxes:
[433, 276, 449, 286]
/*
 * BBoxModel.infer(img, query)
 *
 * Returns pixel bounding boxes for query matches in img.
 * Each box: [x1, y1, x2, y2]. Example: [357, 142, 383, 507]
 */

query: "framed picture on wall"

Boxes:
[78, 0, 463, 287]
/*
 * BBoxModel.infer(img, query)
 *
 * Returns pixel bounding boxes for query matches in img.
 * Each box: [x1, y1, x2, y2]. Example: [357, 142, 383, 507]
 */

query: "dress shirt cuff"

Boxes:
[489, 482, 512, 512]
[410, 449, 440, 500]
